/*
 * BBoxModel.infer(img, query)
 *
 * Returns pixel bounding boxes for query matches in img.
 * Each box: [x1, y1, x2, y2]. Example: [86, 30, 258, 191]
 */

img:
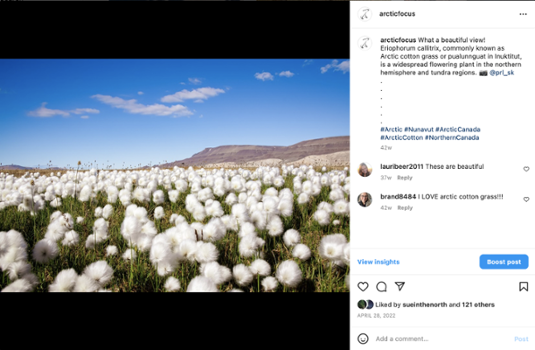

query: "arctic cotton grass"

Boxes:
[186, 276, 219, 292]
[32, 239, 59, 264]
[275, 260, 302, 288]
[2, 278, 34, 292]
[318, 234, 347, 261]
[249, 259, 271, 276]
[261, 276, 279, 292]
[122, 248, 137, 261]
[283, 229, 301, 247]
[73, 274, 100, 292]
[195, 242, 219, 264]
[49, 268, 78, 292]
[292, 244, 311, 261]
[153, 190, 165, 205]
[102, 204, 113, 219]
[61, 230, 80, 246]
[200, 261, 232, 285]
[266, 215, 284, 237]
[164, 276, 181, 292]
[233, 264, 253, 286]
[106, 245, 118, 256]
[0, 164, 350, 292]
[83, 260, 114, 287]
[314, 209, 330, 226]
[154, 206, 165, 220]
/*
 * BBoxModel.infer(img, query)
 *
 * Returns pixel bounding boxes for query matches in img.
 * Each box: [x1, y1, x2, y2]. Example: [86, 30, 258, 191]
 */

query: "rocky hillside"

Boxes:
[162, 136, 349, 167]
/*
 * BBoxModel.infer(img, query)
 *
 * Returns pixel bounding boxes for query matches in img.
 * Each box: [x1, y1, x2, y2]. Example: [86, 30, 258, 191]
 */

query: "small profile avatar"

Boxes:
[358, 163, 372, 177]
[358, 192, 372, 207]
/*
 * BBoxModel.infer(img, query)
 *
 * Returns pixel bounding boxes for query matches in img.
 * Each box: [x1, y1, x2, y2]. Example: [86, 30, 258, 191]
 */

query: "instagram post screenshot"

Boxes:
[351, 1, 533, 348]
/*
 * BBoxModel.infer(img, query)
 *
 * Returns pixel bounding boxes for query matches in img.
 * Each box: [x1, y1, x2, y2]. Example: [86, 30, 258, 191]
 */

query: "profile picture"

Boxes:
[358, 192, 372, 207]
[358, 163, 372, 177]
[358, 300, 368, 310]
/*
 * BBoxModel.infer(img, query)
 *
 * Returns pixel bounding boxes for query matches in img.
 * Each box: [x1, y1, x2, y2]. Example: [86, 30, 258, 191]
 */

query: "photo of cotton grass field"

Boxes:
[0, 59, 349, 292]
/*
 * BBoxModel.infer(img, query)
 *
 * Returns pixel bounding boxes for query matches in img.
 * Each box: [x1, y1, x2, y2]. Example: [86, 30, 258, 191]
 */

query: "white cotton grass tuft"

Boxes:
[292, 244, 311, 261]
[153, 190, 165, 205]
[249, 259, 271, 276]
[83, 260, 114, 287]
[154, 206, 165, 220]
[95, 207, 103, 218]
[297, 193, 309, 205]
[122, 248, 137, 261]
[76, 217, 84, 224]
[32, 239, 59, 264]
[317, 202, 334, 214]
[195, 242, 219, 264]
[318, 233, 347, 261]
[342, 243, 350, 266]
[200, 261, 232, 285]
[233, 264, 254, 286]
[266, 215, 284, 237]
[275, 260, 302, 288]
[333, 219, 340, 226]
[1, 278, 34, 292]
[283, 229, 301, 247]
[228, 289, 244, 292]
[61, 230, 79, 246]
[49, 268, 78, 292]
[164, 276, 181, 292]
[50, 211, 62, 223]
[178, 239, 197, 262]
[7, 261, 32, 281]
[50, 197, 62, 208]
[73, 274, 100, 292]
[102, 204, 113, 219]
[238, 222, 256, 239]
[277, 199, 293, 217]
[261, 276, 279, 292]
[238, 234, 264, 258]
[106, 245, 118, 256]
[333, 199, 349, 216]
[186, 276, 219, 292]
[313, 209, 330, 226]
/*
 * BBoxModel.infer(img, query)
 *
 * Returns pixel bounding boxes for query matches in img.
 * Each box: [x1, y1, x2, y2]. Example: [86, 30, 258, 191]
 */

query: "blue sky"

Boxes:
[0, 59, 349, 169]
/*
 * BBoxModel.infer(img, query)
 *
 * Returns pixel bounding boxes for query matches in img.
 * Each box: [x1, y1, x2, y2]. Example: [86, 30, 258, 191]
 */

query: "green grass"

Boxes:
[0, 172, 349, 292]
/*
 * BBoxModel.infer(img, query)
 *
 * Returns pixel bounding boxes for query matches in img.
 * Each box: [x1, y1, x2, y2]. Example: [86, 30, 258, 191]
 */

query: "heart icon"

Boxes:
[358, 282, 369, 291]
[524, 197, 530, 202]
[524, 166, 530, 172]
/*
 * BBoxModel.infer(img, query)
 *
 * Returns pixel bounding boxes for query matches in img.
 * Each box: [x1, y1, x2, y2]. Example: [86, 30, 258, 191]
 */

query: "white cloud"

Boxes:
[91, 94, 193, 117]
[160, 87, 225, 103]
[180, 82, 185, 85]
[28, 103, 70, 117]
[255, 72, 274, 81]
[278, 71, 294, 78]
[188, 78, 202, 85]
[303, 59, 313, 67]
[28, 103, 99, 118]
[71, 108, 100, 115]
[80, 115, 89, 119]
[138, 91, 144, 95]
[199, 114, 204, 118]
[320, 59, 349, 74]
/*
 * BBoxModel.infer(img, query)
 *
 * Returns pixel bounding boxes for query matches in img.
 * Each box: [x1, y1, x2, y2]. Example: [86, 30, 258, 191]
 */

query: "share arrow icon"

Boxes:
[395, 282, 405, 291]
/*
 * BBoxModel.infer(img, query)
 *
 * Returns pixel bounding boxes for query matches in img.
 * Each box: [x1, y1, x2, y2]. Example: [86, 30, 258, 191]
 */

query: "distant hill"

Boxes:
[158, 136, 349, 167]
[0, 165, 65, 171]
[0, 165, 33, 170]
